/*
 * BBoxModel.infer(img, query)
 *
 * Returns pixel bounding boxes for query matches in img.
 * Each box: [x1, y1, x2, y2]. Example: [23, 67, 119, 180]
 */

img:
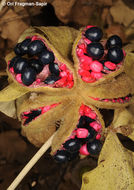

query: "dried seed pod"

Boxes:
[72, 26, 125, 87]
[5, 26, 78, 97]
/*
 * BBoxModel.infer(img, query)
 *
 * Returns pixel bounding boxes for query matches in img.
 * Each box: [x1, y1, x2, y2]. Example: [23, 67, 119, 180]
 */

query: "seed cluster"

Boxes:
[8, 36, 74, 88]
[77, 25, 125, 83]
[90, 94, 132, 104]
[22, 103, 60, 125]
[54, 104, 102, 163]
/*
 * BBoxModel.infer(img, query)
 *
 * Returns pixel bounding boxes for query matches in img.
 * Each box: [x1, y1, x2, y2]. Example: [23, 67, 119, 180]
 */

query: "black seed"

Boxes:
[14, 43, 24, 56]
[107, 47, 124, 64]
[85, 27, 103, 42]
[13, 57, 28, 74]
[106, 35, 122, 49]
[49, 63, 60, 76]
[9, 56, 20, 68]
[77, 116, 95, 129]
[85, 127, 97, 143]
[67, 151, 79, 161]
[87, 139, 102, 155]
[87, 42, 104, 60]
[39, 50, 55, 65]
[21, 67, 36, 86]
[28, 40, 45, 56]
[63, 139, 80, 153]
[29, 59, 43, 74]
[54, 150, 68, 163]
[44, 75, 60, 85]
[24, 117, 33, 125]
[19, 38, 31, 55]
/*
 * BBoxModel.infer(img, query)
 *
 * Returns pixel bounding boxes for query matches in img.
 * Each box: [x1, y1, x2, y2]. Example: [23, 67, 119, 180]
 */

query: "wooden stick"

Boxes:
[7, 132, 56, 190]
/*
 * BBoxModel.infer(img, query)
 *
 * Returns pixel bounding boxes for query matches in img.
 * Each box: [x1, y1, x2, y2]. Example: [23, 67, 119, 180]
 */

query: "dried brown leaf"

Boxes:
[110, 0, 134, 27]
[0, 9, 28, 43]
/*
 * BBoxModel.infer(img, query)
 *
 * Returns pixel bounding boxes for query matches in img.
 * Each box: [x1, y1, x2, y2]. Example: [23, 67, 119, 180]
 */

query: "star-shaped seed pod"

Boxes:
[0, 26, 134, 163]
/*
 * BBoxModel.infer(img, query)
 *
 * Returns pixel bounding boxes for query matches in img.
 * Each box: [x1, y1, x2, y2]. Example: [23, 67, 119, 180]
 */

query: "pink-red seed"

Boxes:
[60, 71, 68, 78]
[16, 74, 22, 83]
[104, 61, 116, 70]
[10, 67, 14, 73]
[60, 64, 67, 71]
[76, 128, 89, 138]
[84, 38, 92, 44]
[85, 112, 96, 119]
[76, 48, 84, 57]
[91, 72, 103, 79]
[80, 55, 92, 65]
[90, 61, 103, 72]
[90, 121, 101, 132]
[79, 104, 85, 115]
[41, 106, 51, 114]
[84, 106, 91, 114]
[96, 134, 101, 140]
[79, 144, 90, 155]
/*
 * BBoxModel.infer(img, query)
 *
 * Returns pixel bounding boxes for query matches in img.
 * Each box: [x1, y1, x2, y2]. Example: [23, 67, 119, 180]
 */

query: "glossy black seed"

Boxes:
[13, 57, 28, 74]
[19, 38, 31, 54]
[106, 35, 122, 49]
[87, 42, 104, 60]
[28, 40, 45, 56]
[49, 63, 60, 76]
[24, 109, 42, 125]
[85, 127, 97, 143]
[85, 27, 103, 42]
[29, 59, 43, 74]
[9, 56, 20, 68]
[77, 116, 95, 129]
[44, 75, 60, 85]
[67, 151, 79, 161]
[21, 67, 36, 86]
[54, 150, 68, 163]
[87, 139, 102, 155]
[63, 139, 80, 153]
[39, 50, 55, 65]
[107, 47, 124, 64]
[14, 43, 23, 56]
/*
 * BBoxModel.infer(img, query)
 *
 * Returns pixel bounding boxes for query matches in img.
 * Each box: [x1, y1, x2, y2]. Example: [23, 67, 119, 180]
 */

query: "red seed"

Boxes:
[80, 63, 90, 70]
[96, 134, 101, 140]
[104, 61, 116, 70]
[79, 104, 85, 115]
[67, 73, 73, 81]
[80, 55, 92, 65]
[55, 77, 67, 87]
[91, 72, 102, 79]
[79, 144, 90, 155]
[16, 74, 22, 83]
[67, 81, 74, 88]
[41, 105, 51, 114]
[76, 48, 84, 57]
[60, 64, 67, 71]
[84, 38, 92, 44]
[82, 75, 96, 83]
[85, 111, 96, 119]
[90, 61, 103, 72]
[60, 71, 68, 78]
[86, 25, 94, 29]
[78, 43, 87, 53]
[90, 121, 101, 132]
[36, 78, 41, 83]
[84, 106, 91, 114]
[78, 69, 90, 77]
[10, 67, 14, 74]
[76, 128, 89, 138]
